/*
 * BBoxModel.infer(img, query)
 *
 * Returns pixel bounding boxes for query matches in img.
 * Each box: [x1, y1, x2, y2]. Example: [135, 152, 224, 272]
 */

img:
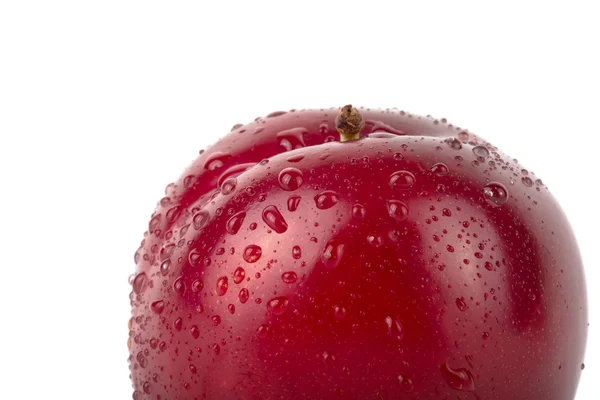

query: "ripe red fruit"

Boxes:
[129, 106, 587, 399]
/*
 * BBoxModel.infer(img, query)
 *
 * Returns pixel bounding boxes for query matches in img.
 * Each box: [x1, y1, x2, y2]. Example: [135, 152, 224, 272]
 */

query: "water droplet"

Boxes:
[456, 297, 468, 311]
[149, 214, 161, 232]
[472, 145, 489, 158]
[262, 205, 288, 233]
[444, 137, 463, 150]
[368, 132, 397, 139]
[216, 163, 256, 189]
[166, 206, 182, 223]
[173, 277, 186, 296]
[193, 210, 210, 230]
[440, 362, 476, 392]
[430, 163, 449, 176]
[367, 234, 384, 247]
[286, 154, 305, 163]
[238, 288, 249, 303]
[287, 195, 301, 211]
[189, 364, 198, 375]
[216, 276, 229, 296]
[133, 272, 147, 294]
[256, 324, 270, 338]
[521, 176, 533, 187]
[276, 127, 307, 151]
[150, 300, 165, 314]
[351, 204, 366, 219]
[143, 381, 152, 394]
[483, 182, 509, 207]
[212, 315, 221, 325]
[243, 245, 262, 263]
[278, 168, 304, 191]
[173, 317, 183, 331]
[482, 332, 490, 340]
[267, 110, 287, 118]
[388, 170, 416, 190]
[292, 245, 302, 259]
[484, 261, 494, 271]
[446, 245, 455, 253]
[191, 279, 204, 292]
[233, 267, 245, 284]
[397, 375, 414, 393]
[367, 120, 405, 135]
[386, 200, 409, 222]
[220, 178, 237, 195]
[385, 316, 403, 342]
[393, 152, 404, 160]
[267, 296, 289, 315]
[189, 325, 200, 339]
[331, 305, 347, 320]
[204, 151, 231, 171]
[322, 240, 345, 269]
[226, 211, 246, 235]
[314, 191, 339, 209]
[282, 271, 298, 283]
[442, 208, 452, 217]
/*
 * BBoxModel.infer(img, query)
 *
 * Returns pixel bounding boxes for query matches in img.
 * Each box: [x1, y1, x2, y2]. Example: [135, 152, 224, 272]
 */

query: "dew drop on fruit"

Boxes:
[239, 288, 249, 304]
[193, 210, 210, 230]
[142, 382, 152, 394]
[212, 315, 221, 325]
[216, 163, 256, 188]
[278, 168, 304, 191]
[397, 375, 414, 393]
[292, 245, 302, 259]
[267, 296, 289, 315]
[220, 178, 237, 195]
[189, 325, 200, 339]
[386, 200, 409, 222]
[456, 297, 468, 311]
[204, 151, 231, 171]
[132, 272, 147, 294]
[173, 277, 186, 295]
[367, 234, 384, 247]
[276, 127, 307, 151]
[149, 214, 161, 231]
[483, 182, 509, 207]
[262, 205, 288, 233]
[281, 271, 298, 284]
[430, 163, 449, 176]
[287, 195, 301, 211]
[192, 279, 204, 292]
[522, 176, 533, 187]
[216, 276, 229, 296]
[388, 170, 416, 190]
[256, 324, 270, 338]
[322, 240, 345, 270]
[226, 211, 246, 235]
[173, 317, 183, 331]
[287, 154, 305, 163]
[444, 137, 463, 150]
[472, 145, 489, 158]
[233, 267, 245, 284]
[150, 300, 165, 314]
[243, 245, 262, 263]
[314, 190, 339, 210]
[385, 316, 404, 342]
[368, 132, 397, 139]
[333, 305, 348, 320]
[440, 362, 476, 392]
[352, 204, 366, 219]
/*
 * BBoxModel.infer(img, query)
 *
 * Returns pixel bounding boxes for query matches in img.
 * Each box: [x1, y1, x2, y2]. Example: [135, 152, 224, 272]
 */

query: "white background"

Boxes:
[1, 1, 598, 399]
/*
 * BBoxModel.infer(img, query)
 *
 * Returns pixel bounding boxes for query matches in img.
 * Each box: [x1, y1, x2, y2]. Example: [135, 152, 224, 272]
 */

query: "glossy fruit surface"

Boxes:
[128, 108, 587, 399]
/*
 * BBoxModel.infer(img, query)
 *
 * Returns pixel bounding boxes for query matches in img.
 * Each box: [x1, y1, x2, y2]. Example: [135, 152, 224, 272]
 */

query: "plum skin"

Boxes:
[129, 108, 587, 400]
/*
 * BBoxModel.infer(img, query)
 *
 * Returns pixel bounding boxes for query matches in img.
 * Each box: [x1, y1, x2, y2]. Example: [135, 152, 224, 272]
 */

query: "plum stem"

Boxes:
[335, 104, 364, 142]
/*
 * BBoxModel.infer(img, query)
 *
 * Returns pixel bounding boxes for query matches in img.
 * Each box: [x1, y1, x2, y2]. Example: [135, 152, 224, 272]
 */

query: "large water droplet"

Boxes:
[239, 288, 249, 303]
[226, 211, 246, 235]
[166, 206, 182, 223]
[333, 305, 348, 320]
[262, 205, 288, 233]
[314, 191, 339, 209]
[472, 145, 489, 158]
[189, 325, 200, 339]
[204, 151, 231, 171]
[243, 245, 262, 263]
[173, 277, 186, 296]
[352, 204, 366, 219]
[278, 168, 304, 191]
[287, 195, 301, 211]
[132, 272, 147, 294]
[233, 267, 245, 284]
[267, 296, 289, 315]
[483, 182, 509, 207]
[456, 297, 468, 311]
[286, 154, 305, 163]
[385, 316, 404, 342]
[193, 210, 210, 230]
[386, 200, 409, 222]
[322, 240, 345, 270]
[220, 178, 237, 195]
[521, 176, 533, 187]
[216, 163, 256, 188]
[150, 300, 165, 314]
[281, 271, 298, 283]
[367, 120, 405, 135]
[430, 163, 449, 176]
[292, 245, 302, 259]
[397, 375, 414, 393]
[149, 214, 161, 231]
[276, 127, 307, 151]
[440, 362, 476, 392]
[256, 324, 270, 338]
[216, 276, 229, 296]
[388, 171, 416, 190]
